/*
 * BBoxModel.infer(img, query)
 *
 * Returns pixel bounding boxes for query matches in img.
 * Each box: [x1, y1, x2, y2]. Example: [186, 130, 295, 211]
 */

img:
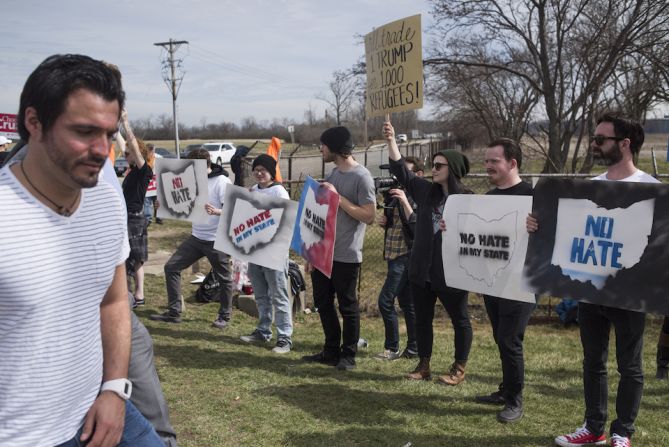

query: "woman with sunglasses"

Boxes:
[383, 120, 473, 386]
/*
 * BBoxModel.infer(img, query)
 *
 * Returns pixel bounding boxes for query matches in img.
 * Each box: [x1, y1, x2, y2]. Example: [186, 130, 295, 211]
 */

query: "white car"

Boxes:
[396, 134, 408, 143]
[203, 141, 236, 164]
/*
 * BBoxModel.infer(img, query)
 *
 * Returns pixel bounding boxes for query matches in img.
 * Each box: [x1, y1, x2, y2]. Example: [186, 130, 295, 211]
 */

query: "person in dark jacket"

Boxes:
[383, 120, 473, 386]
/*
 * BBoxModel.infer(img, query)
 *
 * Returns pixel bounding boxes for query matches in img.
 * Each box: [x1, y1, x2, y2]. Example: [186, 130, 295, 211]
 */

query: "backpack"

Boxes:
[195, 270, 221, 303]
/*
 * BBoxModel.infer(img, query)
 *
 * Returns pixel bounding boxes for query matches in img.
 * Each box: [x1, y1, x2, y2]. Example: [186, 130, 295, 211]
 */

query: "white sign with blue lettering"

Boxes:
[551, 198, 654, 289]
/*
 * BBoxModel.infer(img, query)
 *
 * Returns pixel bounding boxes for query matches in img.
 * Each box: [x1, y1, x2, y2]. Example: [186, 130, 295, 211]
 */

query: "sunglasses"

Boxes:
[590, 135, 625, 145]
[432, 162, 449, 171]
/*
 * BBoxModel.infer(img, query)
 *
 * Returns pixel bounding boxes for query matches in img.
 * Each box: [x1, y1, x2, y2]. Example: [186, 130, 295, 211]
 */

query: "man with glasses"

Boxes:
[528, 113, 659, 447]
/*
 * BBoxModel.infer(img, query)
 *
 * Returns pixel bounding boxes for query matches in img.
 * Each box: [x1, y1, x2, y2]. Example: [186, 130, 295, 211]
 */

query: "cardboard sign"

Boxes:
[364, 14, 423, 118]
[290, 176, 339, 277]
[0, 113, 19, 139]
[215, 185, 298, 271]
[523, 178, 669, 315]
[443, 195, 535, 302]
[155, 158, 209, 223]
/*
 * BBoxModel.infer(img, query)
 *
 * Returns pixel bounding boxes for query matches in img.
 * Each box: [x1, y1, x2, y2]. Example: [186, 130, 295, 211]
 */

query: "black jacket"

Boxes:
[389, 157, 463, 291]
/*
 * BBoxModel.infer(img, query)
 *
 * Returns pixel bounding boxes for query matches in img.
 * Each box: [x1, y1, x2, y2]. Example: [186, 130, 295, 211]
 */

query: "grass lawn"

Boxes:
[139, 266, 668, 446]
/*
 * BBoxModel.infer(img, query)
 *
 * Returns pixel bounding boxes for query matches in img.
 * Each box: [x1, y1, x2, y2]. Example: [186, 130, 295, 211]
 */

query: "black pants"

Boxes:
[484, 295, 536, 406]
[412, 282, 472, 362]
[311, 262, 360, 358]
[579, 302, 645, 439]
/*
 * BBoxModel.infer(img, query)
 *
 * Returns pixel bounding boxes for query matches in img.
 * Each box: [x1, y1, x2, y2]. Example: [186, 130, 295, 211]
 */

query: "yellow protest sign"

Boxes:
[364, 14, 423, 118]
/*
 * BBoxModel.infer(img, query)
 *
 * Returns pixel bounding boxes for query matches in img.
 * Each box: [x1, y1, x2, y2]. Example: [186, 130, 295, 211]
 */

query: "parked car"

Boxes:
[396, 134, 408, 143]
[182, 144, 203, 158]
[114, 157, 129, 176]
[155, 147, 176, 158]
[203, 141, 236, 164]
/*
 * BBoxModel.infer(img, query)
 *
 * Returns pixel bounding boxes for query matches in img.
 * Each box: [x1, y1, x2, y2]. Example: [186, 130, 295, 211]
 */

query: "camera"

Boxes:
[375, 164, 401, 209]
[374, 176, 400, 193]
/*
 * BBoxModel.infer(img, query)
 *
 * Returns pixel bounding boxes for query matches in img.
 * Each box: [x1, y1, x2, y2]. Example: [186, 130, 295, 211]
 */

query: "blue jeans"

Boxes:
[56, 400, 163, 447]
[248, 262, 293, 342]
[377, 254, 417, 352]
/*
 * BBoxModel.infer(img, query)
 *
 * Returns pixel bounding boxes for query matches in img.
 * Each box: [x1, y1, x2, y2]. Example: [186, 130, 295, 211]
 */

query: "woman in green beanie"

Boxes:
[384, 120, 473, 386]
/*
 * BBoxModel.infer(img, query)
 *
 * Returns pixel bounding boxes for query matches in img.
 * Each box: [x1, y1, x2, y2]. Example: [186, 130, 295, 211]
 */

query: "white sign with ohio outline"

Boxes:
[443, 194, 535, 302]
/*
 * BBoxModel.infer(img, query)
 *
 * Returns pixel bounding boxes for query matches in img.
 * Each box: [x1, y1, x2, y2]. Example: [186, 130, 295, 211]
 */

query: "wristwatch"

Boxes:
[100, 378, 133, 400]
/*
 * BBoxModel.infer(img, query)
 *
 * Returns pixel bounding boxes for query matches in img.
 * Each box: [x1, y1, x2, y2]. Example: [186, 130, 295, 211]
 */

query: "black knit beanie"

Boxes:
[320, 126, 354, 154]
[433, 150, 470, 179]
[252, 154, 277, 179]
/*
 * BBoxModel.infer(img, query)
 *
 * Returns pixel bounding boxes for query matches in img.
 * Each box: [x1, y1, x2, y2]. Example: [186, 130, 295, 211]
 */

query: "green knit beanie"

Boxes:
[433, 150, 470, 179]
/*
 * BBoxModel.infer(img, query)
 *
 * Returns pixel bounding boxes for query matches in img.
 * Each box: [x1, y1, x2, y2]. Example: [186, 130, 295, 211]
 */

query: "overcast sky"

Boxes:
[0, 0, 435, 126]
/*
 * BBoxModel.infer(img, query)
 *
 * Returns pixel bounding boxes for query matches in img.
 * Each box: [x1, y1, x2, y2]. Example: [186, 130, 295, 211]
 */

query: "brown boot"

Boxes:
[406, 357, 431, 380]
[437, 362, 466, 386]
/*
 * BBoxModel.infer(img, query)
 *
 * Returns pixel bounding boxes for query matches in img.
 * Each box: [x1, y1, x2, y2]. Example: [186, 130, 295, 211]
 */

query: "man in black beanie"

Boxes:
[302, 126, 376, 371]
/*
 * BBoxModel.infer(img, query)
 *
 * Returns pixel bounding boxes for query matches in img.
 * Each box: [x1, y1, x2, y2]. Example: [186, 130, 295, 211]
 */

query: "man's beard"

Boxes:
[593, 145, 623, 166]
[45, 136, 106, 188]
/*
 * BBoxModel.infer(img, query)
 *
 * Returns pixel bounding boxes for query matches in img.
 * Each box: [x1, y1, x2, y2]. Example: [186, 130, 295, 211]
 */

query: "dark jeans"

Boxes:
[164, 235, 233, 317]
[412, 282, 472, 362]
[484, 295, 536, 406]
[378, 254, 417, 352]
[579, 302, 645, 439]
[311, 261, 361, 358]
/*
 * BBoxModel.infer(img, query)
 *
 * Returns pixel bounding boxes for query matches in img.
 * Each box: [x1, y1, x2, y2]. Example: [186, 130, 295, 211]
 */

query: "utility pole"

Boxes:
[154, 38, 188, 158]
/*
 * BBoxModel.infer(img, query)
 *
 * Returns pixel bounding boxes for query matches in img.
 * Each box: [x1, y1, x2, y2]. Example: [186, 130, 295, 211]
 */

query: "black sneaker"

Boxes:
[132, 298, 145, 308]
[475, 390, 506, 405]
[301, 351, 339, 366]
[335, 356, 356, 371]
[149, 311, 182, 323]
[497, 404, 523, 423]
[400, 348, 418, 359]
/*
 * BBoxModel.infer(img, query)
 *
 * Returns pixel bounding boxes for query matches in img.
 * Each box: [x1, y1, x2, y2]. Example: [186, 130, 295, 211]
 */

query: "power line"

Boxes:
[154, 38, 189, 157]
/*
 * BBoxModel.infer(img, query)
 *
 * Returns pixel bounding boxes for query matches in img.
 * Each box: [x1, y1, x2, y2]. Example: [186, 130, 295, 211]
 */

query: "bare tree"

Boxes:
[428, 55, 539, 142]
[317, 70, 358, 125]
[427, 0, 669, 172]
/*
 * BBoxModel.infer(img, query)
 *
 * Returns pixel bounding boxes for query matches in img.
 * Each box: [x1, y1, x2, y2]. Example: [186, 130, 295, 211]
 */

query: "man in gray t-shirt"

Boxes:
[301, 126, 376, 371]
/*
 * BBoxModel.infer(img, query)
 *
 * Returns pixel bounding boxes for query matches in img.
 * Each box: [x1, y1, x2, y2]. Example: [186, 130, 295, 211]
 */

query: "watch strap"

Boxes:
[100, 378, 132, 400]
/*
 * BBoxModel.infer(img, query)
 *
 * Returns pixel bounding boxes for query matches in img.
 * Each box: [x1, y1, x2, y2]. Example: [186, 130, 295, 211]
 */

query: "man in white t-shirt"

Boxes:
[150, 148, 234, 327]
[528, 113, 659, 447]
[0, 55, 162, 446]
